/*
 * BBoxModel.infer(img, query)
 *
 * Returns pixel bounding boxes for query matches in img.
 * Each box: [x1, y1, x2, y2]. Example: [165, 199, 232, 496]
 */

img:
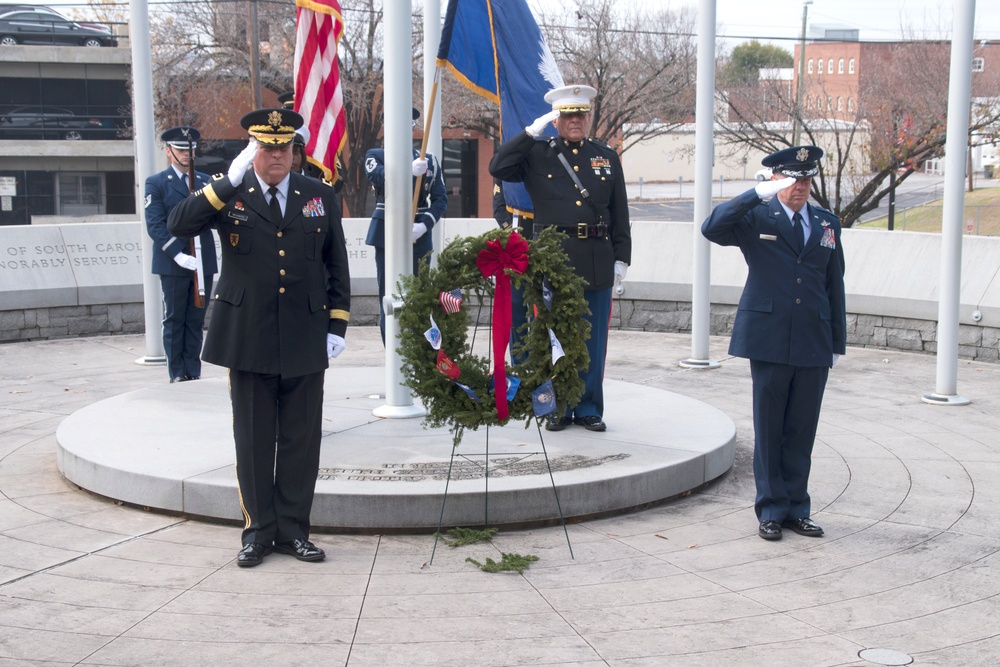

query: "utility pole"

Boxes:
[793, 0, 812, 146]
[248, 0, 263, 108]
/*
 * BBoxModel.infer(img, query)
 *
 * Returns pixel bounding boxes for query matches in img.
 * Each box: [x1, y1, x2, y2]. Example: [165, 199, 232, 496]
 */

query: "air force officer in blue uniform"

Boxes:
[702, 146, 846, 541]
[144, 126, 218, 382]
[364, 107, 447, 345]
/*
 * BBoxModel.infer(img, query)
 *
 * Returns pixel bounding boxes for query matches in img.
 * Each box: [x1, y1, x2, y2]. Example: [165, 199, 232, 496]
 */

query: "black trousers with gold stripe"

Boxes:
[229, 368, 325, 546]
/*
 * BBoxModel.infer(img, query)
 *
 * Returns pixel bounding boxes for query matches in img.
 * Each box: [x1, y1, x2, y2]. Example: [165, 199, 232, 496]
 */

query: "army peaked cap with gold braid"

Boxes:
[239, 108, 303, 146]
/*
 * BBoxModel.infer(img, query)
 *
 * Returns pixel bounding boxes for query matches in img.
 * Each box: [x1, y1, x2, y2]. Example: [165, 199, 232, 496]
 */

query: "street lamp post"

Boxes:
[793, 0, 813, 146]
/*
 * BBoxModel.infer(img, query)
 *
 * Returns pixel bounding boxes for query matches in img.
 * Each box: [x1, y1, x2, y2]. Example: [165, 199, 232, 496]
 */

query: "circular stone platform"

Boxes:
[56, 367, 735, 531]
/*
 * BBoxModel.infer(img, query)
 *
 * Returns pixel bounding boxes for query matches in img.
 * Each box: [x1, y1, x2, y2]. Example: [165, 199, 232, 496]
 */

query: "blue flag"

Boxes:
[531, 379, 556, 417]
[437, 0, 563, 217]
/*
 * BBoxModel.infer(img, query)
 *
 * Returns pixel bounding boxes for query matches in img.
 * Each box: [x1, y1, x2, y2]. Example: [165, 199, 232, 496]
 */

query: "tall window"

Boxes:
[848, 97, 855, 113]
[838, 58, 844, 74]
[973, 57, 985, 72]
[849, 58, 855, 74]
[827, 59, 834, 74]
[837, 96, 843, 111]
[817, 59, 824, 76]
[808, 59, 814, 74]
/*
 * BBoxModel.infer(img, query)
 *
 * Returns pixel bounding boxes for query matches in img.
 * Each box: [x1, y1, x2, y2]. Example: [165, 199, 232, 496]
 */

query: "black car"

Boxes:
[0, 106, 104, 140]
[0, 6, 117, 46]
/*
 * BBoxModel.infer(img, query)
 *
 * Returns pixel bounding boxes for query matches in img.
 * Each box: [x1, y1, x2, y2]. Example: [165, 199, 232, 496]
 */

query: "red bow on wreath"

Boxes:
[476, 231, 529, 420]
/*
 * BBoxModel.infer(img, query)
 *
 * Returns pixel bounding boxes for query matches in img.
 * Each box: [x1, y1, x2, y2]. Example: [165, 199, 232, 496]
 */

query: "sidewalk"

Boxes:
[2, 328, 1000, 665]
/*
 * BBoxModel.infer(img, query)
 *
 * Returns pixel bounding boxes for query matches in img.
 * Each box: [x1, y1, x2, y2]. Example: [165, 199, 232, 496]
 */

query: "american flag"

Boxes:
[293, 0, 346, 181]
[439, 288, 463, 314]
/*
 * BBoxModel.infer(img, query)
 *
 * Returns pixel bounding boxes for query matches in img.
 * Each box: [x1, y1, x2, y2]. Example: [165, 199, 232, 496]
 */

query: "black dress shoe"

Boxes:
[758, 520, 782, 540]
[574, 416, 607, 432]
[274, 538, 326, 562]
[170, 377, 180, 384]
[236, 542, 272, 567]
[545, 416, 573, 432]
[782, 517, 824, 537]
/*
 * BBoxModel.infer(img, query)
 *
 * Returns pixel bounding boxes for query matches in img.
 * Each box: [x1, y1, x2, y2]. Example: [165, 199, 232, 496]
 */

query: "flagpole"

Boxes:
[412, 67, 442, 221]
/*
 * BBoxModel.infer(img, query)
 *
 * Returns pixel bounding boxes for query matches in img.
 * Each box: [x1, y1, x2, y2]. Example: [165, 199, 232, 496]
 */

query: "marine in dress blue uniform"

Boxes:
[168, 108, 351, 567]
[143, 126, 218, 383]
[702, 146, 846, 541]
[364, 107, 447, 345]
[489, 85, 632, 432]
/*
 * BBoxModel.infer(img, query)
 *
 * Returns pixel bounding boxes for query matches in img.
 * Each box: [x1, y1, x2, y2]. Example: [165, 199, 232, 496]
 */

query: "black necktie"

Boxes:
[792, 212, 804, 252]
[267, 186, 282, 223]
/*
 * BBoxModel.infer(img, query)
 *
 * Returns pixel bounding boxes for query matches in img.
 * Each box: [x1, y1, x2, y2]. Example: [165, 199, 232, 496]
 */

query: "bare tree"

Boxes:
[536, 0, 697, 152]
[717, 40, 1000, 228]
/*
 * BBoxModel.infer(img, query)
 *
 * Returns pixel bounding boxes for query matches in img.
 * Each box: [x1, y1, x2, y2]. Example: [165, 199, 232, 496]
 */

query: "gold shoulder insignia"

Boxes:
[212, 173, 225, 181]
[322, 178, 334, 188]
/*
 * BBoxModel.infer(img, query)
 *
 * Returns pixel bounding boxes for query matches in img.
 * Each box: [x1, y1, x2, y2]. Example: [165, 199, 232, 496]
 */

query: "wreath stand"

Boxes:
[428, 301, 574, 565]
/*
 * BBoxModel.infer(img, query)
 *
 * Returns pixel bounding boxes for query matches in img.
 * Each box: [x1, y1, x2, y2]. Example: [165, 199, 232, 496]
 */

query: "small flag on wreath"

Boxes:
[439, 288, 463, 314]
[532, 379, 556, 417]
[436, 349, 461, 379]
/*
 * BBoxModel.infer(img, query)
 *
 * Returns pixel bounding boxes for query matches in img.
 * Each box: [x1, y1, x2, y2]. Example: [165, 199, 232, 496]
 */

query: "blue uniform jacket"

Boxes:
[702, 188, 846, 367]
[144, 167, 218, 277]
[363, 147, 447, 258]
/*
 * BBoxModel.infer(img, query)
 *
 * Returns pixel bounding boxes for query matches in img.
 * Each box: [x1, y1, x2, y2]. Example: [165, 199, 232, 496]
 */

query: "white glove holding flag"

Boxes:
[754, 176, 796, 199]
[525, 110, 560, 138]
[228, 140, 258, 186]
[614, 261, 628, 282]
[173, 253, 199, 272]
[412, 158, 429, 177]
[411, 222, 428, 244]
[327, 334, 346, 359]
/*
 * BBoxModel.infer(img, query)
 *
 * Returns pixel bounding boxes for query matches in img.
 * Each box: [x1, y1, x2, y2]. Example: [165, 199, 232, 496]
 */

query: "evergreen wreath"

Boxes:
[397, 226, 589, 446]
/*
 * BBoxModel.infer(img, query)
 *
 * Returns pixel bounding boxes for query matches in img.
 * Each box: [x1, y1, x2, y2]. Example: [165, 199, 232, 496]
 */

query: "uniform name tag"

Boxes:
[227, 211, 248, 221]
[820, 228, 836, 249]
[759, 234, 777, 241]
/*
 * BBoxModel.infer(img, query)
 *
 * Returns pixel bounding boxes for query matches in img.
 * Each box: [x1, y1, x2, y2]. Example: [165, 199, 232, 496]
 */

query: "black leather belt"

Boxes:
[536, 222, 608, 239]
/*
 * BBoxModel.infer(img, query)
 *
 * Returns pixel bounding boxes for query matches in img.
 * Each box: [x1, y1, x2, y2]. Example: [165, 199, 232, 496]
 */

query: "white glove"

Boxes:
[832, 353, 841, 368]
[754, 176, 796, 199]
[614, 260, 628, 282]
[411, 221, 428, 244]
[173, 253, 199, 272]
[327, 334, 346, 359]
[525, 110, 560, 138]
[228, 140, 258, 186]
[412, 158, 429, 177]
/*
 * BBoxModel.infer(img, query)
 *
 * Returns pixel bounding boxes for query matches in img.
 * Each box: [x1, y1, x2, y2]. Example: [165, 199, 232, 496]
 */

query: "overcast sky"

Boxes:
[637, 0, 1000, 47]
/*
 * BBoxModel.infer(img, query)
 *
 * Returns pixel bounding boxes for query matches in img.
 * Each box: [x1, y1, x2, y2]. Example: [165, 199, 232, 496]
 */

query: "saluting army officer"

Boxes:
[489, 84, 631, 432]
[167, 108, 351, 567]
[144, 126, 218, 383]
[702, 146, 846, 542]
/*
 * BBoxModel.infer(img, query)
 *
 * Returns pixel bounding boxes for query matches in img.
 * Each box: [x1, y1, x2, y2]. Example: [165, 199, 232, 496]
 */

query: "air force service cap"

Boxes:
[762, 145, 824, 178]
[544, 84, 597, 114]
[240, 108, 303, 146]
[160, 126, 200, 149]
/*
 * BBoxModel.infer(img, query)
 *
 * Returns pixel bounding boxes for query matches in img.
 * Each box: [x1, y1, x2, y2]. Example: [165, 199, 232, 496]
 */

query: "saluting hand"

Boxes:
[754, 176, 796, 199]
[228, 140, 258, 187]
[525, 110, 560, 138]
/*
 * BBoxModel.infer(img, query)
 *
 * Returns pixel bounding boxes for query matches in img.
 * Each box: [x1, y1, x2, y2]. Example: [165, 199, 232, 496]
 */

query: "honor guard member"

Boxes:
[167, 108, 351, 567]
[364, 106, 447, 345]
[702, 146, 846, 542]
[489, 84, 631, 432]
[144, 126, 218, 383]
[277, 91, 295, 110]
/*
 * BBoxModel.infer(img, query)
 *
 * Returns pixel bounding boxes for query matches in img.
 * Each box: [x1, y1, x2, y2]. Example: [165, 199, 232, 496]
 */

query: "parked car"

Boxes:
[0, 6, 117, 46]
[0, 106, 104, 140]
[754, 168, 772, 181]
